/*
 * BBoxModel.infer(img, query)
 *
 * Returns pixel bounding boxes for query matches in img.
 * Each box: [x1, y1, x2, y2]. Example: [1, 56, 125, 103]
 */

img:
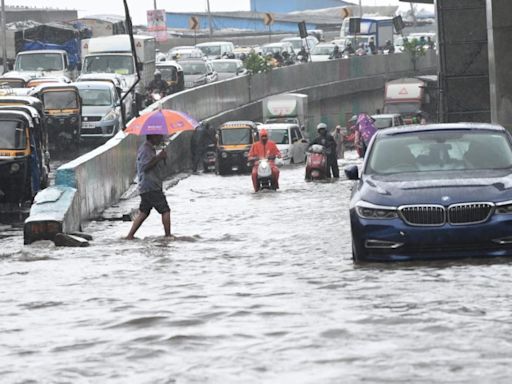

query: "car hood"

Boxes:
[82, 105, 113, 116]
[217, 72, 236, 81]
[184, 74, 206, 82]
[360, 170, 512, 206]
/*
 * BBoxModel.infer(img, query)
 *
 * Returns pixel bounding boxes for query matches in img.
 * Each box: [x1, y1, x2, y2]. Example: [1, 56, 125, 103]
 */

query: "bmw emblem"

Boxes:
[442, 196, 451, 202]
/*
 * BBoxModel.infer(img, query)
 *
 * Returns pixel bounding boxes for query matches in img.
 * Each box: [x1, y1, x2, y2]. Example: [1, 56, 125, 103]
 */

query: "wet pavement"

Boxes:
[2, 154, 512, 383]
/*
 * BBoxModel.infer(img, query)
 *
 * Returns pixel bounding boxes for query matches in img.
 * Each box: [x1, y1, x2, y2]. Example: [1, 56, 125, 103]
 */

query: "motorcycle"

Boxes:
[305, 144, 328, 180]
[144, 91, 165, 107]
[202, 144, 217, 173]
[252, 157, 279, 191]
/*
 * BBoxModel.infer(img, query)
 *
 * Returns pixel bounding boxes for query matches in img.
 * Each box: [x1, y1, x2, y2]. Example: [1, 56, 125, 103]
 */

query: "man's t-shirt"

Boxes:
[137, 141, 162, 194]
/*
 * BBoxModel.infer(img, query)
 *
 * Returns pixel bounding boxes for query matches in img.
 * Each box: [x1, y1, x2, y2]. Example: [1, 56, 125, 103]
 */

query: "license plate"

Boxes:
[82, 122, 97, 129]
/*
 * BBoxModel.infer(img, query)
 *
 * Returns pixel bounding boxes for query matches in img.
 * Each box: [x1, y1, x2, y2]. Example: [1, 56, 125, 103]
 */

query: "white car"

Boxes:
[196, 41, 235, 60]
[310, 43, 339, 62]
[167, 46, 204, 61]
[211, 59, 247, 81]
[259, 124, 309, 164]
[371, 114, 405, 129]
[281, 36, 319, 54]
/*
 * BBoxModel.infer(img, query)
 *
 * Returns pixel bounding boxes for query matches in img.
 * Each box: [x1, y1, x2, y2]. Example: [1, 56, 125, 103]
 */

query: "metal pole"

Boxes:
[1, 0, 7, 74]
[206, 0, 213, 38]
[359, 0, 363, 17]
[410, 2, 417, 29]
[154, 0, 157, 9]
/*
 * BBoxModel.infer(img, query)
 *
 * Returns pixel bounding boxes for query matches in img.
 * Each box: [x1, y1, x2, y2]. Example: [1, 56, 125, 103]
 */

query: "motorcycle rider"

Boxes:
[341, 42, 355, 56]
[310, 123, 339, 178]
[383, 40, 395, 54]
[147, 70, 168, 97]
[248, 128, 281, 192]
[331, 45, 342, 59]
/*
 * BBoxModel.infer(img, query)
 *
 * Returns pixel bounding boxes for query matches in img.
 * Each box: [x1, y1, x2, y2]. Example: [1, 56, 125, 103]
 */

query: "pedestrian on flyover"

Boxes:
[126, 134, 171, 240]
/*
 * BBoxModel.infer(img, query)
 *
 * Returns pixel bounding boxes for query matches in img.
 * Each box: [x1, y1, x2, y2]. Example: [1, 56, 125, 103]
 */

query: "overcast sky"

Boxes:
[5, 0, 433, 24]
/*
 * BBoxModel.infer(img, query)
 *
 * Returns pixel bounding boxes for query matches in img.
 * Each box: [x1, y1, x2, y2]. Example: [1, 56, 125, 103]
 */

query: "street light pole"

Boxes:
[206, 0, 213, 38]
[1, 0, 7, 74]
[154, 0, 157, 10]
[359, 0, 363, 17]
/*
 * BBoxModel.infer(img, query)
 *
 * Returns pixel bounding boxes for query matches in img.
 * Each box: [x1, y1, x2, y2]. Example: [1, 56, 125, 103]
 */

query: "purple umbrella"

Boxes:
[356, 113, 377, 145]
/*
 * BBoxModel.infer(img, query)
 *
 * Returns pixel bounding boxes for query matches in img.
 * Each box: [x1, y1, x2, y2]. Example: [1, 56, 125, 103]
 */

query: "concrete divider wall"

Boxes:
[24, 51, 437, 243]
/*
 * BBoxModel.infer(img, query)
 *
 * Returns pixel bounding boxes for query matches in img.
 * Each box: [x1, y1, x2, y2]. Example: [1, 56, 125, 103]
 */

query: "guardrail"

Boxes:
[24, 51, 437, 244]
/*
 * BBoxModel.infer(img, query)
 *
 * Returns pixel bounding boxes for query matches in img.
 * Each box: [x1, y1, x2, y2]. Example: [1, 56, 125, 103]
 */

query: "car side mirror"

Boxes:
[344, 165, 359, 180]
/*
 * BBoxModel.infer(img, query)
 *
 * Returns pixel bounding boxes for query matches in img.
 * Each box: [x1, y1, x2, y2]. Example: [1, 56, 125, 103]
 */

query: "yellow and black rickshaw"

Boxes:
[30, 84, 81, 150]
[0, 74, 32, 89]
[0, 105, 50, 204]
[216, 121, 259, 175]
[156, 61, 185, 94]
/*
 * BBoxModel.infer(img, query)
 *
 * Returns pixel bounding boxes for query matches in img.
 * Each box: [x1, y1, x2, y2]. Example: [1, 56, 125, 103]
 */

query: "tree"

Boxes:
[403, 38, 426, 71]
[243, 52, 273, 74]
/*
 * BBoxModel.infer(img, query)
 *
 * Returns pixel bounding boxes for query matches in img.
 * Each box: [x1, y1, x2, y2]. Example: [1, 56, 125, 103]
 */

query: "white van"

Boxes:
[195, 42, 235, 60]
[259, 124, 309, 164]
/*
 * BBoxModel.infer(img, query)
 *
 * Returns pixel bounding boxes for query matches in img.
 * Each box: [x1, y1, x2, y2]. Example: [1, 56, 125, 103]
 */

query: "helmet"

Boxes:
[317, 123, 327, 131]
[260, 128, 268, 137]
[154, 70, 161, 77]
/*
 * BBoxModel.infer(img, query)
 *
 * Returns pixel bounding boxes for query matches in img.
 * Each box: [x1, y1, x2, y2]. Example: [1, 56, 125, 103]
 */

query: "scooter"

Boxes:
[144, 91, 164, 107]
[202, 144, 217, 173]
[252, 157, 279, 191]
[305, 144, 328, 180]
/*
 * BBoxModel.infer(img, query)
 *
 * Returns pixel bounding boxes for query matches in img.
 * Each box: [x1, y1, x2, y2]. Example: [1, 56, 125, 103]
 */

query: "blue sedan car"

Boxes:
[345, 123, 512, 263]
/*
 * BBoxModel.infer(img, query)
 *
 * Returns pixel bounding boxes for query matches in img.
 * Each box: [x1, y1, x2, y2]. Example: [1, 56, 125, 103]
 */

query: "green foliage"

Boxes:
[403, 38, 426, 70]
[244, 52, 273, 74]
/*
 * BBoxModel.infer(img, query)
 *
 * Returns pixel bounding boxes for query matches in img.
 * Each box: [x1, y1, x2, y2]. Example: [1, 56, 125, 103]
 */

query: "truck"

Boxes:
[80, 35, 156, 112]
[383, 77, 438, 124]
[262, 93, 309, 137]
[7, 50, 76, 81]
[340, 16, 395, 49]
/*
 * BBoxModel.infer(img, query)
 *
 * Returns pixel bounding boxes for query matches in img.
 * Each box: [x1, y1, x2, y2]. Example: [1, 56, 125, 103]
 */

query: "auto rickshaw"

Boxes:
[216, 121, 259, 175]
[156, 61, 185, 94]
[0, 74, 32, 89]
[30, 84, 81, 150]
[0, 105, 50, 204]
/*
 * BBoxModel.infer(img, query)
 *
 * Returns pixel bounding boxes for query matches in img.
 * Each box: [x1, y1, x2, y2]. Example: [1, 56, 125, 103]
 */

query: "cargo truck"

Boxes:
[262, 93, 309, 136]
[81, 35, 156, 112]
[340, 16, 394, 49]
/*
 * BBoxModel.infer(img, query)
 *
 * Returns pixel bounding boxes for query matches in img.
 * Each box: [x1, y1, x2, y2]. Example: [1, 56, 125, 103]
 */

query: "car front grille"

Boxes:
[400, 205, 446, 226]
[448, 203, 494, 225]
[399, 203, 494, 226]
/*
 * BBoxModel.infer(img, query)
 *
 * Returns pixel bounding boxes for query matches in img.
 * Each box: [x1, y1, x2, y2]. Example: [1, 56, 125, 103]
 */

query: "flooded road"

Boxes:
[2, 155, 512, 383]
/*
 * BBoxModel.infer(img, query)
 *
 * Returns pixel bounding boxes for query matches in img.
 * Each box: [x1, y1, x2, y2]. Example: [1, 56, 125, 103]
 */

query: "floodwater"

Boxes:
[2, 155, 512, 383]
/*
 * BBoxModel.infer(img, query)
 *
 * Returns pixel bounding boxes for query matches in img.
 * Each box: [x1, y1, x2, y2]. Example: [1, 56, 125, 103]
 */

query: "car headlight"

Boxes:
[243, 151, 249, 158]
[495, 201, 512, 214]
[10, 163, 20, 174]
[221, 152, 228, 159]
[356, 201, 398, 219]
[281, 149, 289, 157]
[101, 111, 117, 122]
[193, 76, 206, 84]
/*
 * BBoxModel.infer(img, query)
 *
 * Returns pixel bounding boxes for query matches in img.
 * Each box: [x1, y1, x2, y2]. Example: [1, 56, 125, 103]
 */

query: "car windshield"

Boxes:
[83, 55, 134, 75]
[198, 45, 221, 56]
[262, 46, 283, 55]
[79, 89, 112, 107]
[367, 130, 512, 175]
[43, 91, 78, 109]
[0, 119, 27, 150]
[15, 53, 63, 72]
[284, 40, 302, 49]
[158, 66, 178, 81]
[373, 117, 393, 129]
[312, 46, 334, 55]
[267, 129, 289, 144]
[384, 102, 420, 115]
[221, 128, 252, 145]
[181, 62, 207, 75]
[212, 62, 238, 73]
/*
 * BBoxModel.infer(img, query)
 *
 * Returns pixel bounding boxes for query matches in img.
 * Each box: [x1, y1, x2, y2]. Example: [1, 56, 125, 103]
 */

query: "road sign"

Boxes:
[189, 16, 199, 31]
[298, 21, 308, 39]
[393, 15, 405, 33]
[348, 17, 361, 34]
[263, 13, 275, 26]
[341, 7, 351, 19]
[147, 9, 168, 42]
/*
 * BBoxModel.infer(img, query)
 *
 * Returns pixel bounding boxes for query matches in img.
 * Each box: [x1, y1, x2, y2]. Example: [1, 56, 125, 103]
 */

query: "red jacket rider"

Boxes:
[248, 129, 281, 191]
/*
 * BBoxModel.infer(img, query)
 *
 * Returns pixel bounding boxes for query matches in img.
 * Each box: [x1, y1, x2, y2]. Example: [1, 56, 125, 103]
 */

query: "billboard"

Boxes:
[147, 9, 167, 42]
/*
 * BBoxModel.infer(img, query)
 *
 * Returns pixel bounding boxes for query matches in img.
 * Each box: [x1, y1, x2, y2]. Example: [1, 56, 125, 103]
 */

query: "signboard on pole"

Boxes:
[189, 16, 200, 31]
[263, 13, 275, 26]
[147, 9, 167, 42]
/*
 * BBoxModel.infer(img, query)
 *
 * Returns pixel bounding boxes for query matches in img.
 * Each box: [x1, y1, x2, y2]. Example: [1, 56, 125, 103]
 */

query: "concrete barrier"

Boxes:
[24, 51, 437, 244]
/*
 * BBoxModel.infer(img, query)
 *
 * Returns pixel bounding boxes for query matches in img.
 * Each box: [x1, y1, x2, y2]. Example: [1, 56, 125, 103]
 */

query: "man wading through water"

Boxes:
[126, 134, 171, 239]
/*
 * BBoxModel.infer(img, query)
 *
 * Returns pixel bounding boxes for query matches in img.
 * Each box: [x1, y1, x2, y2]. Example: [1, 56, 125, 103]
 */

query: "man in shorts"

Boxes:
[126, 134, 171, 240]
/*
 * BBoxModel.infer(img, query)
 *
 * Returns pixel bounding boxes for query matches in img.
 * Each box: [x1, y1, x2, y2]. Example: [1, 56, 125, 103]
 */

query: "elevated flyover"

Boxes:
[23, 51, 437, 244]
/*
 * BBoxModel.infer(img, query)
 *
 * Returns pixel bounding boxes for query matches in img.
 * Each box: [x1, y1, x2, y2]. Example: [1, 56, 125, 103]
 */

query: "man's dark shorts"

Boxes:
[139, 190, 170, 215]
